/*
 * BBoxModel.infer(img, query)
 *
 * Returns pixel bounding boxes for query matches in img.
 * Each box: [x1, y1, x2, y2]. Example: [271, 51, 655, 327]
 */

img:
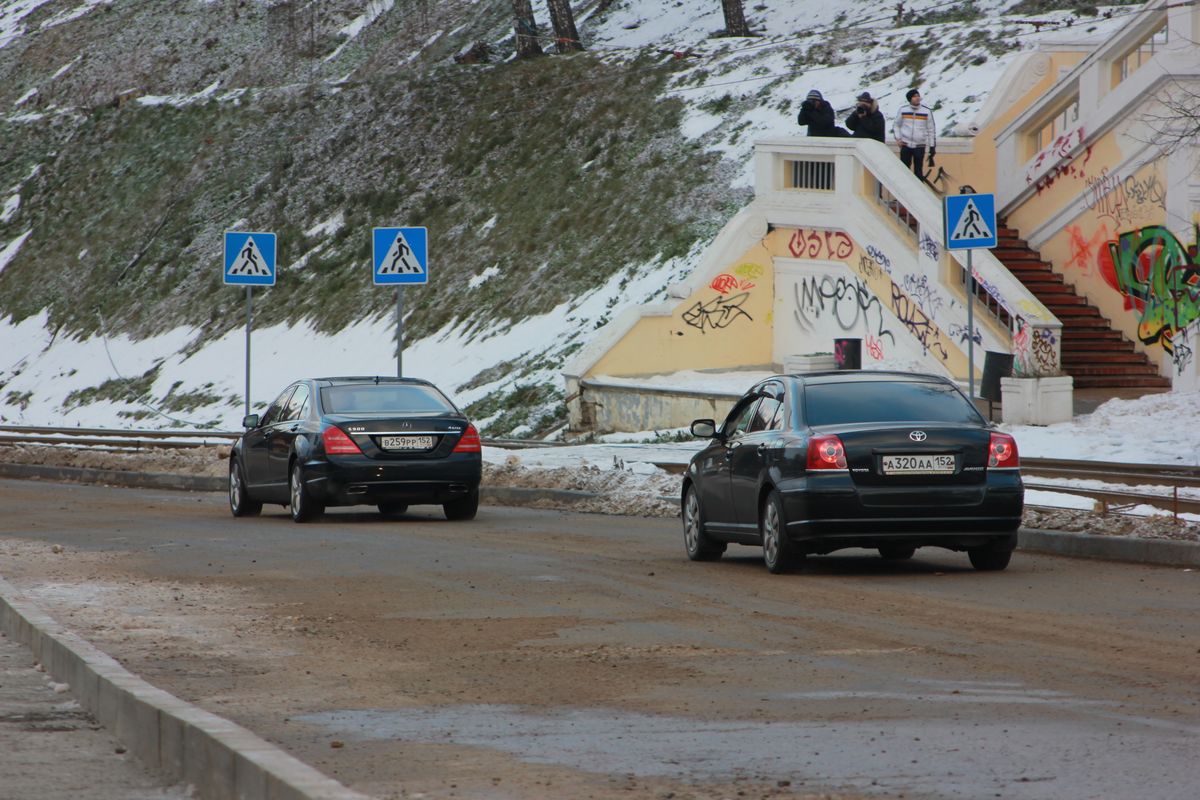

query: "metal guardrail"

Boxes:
[1, 426, 1196, 518]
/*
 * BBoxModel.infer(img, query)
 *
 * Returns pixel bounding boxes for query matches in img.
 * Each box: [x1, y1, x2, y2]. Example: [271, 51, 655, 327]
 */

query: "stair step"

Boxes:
[1061, 341, 1136, 352]
[1062, 353, 1153, 365]
[1067, 364, 1161, 376]
[1051, 307, 1107, 318]
[1038, 295, 1089, 306]
[1072, 375, 1172, 389]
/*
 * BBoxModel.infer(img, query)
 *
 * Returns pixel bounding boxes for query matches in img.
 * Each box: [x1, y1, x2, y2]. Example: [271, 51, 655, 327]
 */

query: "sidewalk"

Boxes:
[0, 630, 190, 800]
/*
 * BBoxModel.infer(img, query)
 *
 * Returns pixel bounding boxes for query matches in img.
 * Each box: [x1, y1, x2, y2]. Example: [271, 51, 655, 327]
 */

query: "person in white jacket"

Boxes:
[893, 89, 937, 182]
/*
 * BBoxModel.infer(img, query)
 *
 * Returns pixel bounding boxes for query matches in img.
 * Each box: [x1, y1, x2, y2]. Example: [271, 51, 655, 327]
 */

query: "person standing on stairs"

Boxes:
[893, 89, 937, 183]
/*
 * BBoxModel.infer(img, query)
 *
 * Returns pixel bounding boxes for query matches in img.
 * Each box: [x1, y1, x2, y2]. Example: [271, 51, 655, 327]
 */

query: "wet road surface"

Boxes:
[1, 477, 1198, 799]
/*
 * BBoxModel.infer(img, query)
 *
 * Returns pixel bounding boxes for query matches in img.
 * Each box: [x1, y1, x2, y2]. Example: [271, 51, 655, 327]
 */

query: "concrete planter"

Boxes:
[1000, 375, 1074, 425]
[783, 354, 836, 373]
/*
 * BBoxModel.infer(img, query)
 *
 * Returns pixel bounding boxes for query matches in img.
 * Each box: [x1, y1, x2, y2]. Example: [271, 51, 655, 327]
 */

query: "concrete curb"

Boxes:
[0, 576, 370, 800]
[1019, 527, 1200, 567]
[1, 461, 1197, 567]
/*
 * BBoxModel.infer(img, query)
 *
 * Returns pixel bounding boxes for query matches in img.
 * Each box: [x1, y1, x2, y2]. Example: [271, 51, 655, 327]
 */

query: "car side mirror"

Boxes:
[690, 419, 717, 439]
[242, 413, 260, 429]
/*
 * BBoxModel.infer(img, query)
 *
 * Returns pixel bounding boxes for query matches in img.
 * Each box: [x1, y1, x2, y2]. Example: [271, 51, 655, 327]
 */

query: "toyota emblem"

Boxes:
[909, 430, 927, 442]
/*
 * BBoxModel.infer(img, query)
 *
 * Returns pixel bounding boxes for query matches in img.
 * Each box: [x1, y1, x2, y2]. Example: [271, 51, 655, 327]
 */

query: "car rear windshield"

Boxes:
[804, 380, 983, 426]
[320, 384, 456, 414]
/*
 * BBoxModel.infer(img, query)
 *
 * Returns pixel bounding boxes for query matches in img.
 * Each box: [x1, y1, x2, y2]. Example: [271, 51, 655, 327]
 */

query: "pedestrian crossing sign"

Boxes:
[943, 193, 997, 250]
[373, 227, 428, 285]
[223, 231, 276, 286]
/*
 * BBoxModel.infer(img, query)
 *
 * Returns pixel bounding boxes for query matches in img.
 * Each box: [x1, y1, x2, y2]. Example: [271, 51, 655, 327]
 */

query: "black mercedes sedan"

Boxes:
[681, 371, 1023, 573]
[229, 376, 482, 522]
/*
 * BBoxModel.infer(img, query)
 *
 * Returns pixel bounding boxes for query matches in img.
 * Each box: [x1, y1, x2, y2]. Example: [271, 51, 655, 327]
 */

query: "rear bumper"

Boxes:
[778, 471, 1023, 553]
[302, 453, 481, 507]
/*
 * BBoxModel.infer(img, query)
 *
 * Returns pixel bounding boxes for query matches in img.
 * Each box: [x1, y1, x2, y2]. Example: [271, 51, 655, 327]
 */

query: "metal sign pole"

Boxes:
[245, 286, 253, 419]
[967, 249, 975, 402]
[396, 286, 404, 378]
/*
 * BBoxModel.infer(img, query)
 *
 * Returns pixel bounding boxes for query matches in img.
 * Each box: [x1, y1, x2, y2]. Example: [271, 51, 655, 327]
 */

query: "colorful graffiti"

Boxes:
[866, 334, 886, 360]
[1105, 224, 1200, 351]
[709, 273, 756, 293]
[788, 228, 855, 260]
[682, 293, 752, 333]
[1065, 222, 1113, 277]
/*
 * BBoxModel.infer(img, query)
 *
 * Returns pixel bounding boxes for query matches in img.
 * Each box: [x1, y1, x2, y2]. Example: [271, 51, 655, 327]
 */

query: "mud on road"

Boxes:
[1, 478, 1199, 800]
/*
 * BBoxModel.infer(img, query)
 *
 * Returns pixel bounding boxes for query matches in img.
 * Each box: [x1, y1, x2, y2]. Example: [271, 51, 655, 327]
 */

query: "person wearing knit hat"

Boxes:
[845, 90, 886, 143]
[893, 88, 937, 182]
[797, 88, 842, 137]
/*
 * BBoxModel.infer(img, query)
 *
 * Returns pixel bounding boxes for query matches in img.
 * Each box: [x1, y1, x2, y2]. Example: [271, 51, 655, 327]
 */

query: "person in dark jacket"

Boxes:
[845, 91, 886, 143]
[797, 89, 843, 137]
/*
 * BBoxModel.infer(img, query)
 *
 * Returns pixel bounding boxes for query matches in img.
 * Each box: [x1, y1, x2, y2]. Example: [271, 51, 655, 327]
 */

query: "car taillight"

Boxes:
[322, 426, 362, 455]
[988, 432, 1019, 468]
[806, 434, 847, 469]
[452, 424, 482, 453]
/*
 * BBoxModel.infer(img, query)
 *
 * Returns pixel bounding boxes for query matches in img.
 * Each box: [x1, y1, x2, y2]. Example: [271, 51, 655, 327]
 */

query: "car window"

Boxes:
[320, 383, 457, 414]
[723, 398, 761, 439]
[260, 386, 296, 427]
[749, 397, 782, 432]
[283, 384, 309, 422]
[804, 380, 984, 426]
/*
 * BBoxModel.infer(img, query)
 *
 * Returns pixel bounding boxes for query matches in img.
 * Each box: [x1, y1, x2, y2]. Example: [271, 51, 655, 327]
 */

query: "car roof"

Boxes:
[783, 370, 954, 386]
[311, 376, 436, 387]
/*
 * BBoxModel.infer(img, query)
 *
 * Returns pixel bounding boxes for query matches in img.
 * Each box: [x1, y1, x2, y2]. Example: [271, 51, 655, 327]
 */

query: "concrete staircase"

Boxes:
[993, 224, 1170, 389]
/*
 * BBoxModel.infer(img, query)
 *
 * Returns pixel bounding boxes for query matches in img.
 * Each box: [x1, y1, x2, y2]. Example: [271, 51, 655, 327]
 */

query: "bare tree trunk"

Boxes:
[511, 0, 543, 59]
[547, 0, 583, 52]
[720, 0, 750, 37]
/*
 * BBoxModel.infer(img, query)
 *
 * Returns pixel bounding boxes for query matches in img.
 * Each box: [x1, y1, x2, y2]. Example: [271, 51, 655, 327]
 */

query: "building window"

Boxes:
[786, 160, 834, 191]
[1112, 21, 1167, 87]
[1034, 98, 1079, 152]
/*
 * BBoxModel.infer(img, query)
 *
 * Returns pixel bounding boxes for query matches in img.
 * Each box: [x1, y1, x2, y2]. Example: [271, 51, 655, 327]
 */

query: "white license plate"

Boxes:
[882, 454, 955, 474]
[380, 435, 435, 451]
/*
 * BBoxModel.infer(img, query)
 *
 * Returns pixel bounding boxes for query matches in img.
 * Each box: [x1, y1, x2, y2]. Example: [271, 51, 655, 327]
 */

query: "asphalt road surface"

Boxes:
[1, 477, 1198, 800]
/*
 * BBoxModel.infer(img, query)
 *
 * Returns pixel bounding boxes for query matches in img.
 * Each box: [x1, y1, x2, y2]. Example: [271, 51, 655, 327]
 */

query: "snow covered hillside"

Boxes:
[0, 0, 1142, 433]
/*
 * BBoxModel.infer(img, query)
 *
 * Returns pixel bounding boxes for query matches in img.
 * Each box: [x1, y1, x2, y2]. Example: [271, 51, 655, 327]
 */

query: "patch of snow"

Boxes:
[1, 194, 19, 223]
[40, 0, 111, 30]
[305, 211, 345, 239]
[0, 229, 32, 275]
[14, 88, 37, 106]
[468, 265, 500, 289]
[478, 215, 498, 235]
[51, 56, 80, 80]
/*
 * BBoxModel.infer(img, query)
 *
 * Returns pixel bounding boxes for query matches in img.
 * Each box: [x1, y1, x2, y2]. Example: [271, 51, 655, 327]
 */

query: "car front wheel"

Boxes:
[682, 484, 725, 561]
[968, 546, 1012, 571]
[229, 459, 262, 517]
[761, 490, 801, 574]
[443, 488, 479, 521]
[289, 462, 325, 523]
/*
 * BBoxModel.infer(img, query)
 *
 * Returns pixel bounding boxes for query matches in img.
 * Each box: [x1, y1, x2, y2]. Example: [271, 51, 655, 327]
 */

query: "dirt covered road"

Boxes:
[1, 477, 1198, 800]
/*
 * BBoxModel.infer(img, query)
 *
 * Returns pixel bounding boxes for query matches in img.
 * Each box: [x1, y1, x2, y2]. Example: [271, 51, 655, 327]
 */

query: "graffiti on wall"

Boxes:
[947, 323, 982, 346]
[682, 292, 753, 333]
[793, 275, 895, 344]
[788, 228, 855, 260]
[919, 231, 940, 262]
[866, 334, 886, 360]
[1065, 222, 1113, 277]
[865, 245, 894, 275]
[709, 262, 763, 294]
[1083, 169, 1165, 227]
[1026, 127, 1092, 195]
[889, 285, 949, 361]
[1105, 224, 1200, 352]
[901, 273, 945, 318]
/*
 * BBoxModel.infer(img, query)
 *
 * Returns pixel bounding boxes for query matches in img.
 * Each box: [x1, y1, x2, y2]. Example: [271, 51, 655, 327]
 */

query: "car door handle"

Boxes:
[757, 444, 768, 455]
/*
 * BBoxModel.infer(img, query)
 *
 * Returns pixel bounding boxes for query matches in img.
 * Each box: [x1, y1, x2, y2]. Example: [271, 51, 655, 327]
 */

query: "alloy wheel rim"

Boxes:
[763, 502, 779, 565]
[230, 465, 240, 509]
[684, 491, 699, 552]
[290, 467, 301, 512]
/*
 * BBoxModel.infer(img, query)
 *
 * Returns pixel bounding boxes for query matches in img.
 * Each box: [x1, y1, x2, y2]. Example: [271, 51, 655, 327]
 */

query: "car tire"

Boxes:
[289, 461, 325, 523]
[682, 484, 726, 562]
[443, 488, 479, 521]
[761, 489, 801, 574]
[228, 459, 262, 517]
[378, 503, 409, 518]
[878, 545, 916, 560]
[968, 545, 1013, 571]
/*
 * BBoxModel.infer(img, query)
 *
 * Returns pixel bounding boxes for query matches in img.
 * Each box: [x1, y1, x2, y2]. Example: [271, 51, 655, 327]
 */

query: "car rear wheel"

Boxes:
[968, 546, 1013, 571]
[761, 490, 801, 574]
[443, 488, 479, 521]
[879, 545, 916, 560]
[289, 462, 325, 523]
[378, 503, 409, 518]
[682, 484, 726, 561]
[228, 459, 262, 517]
